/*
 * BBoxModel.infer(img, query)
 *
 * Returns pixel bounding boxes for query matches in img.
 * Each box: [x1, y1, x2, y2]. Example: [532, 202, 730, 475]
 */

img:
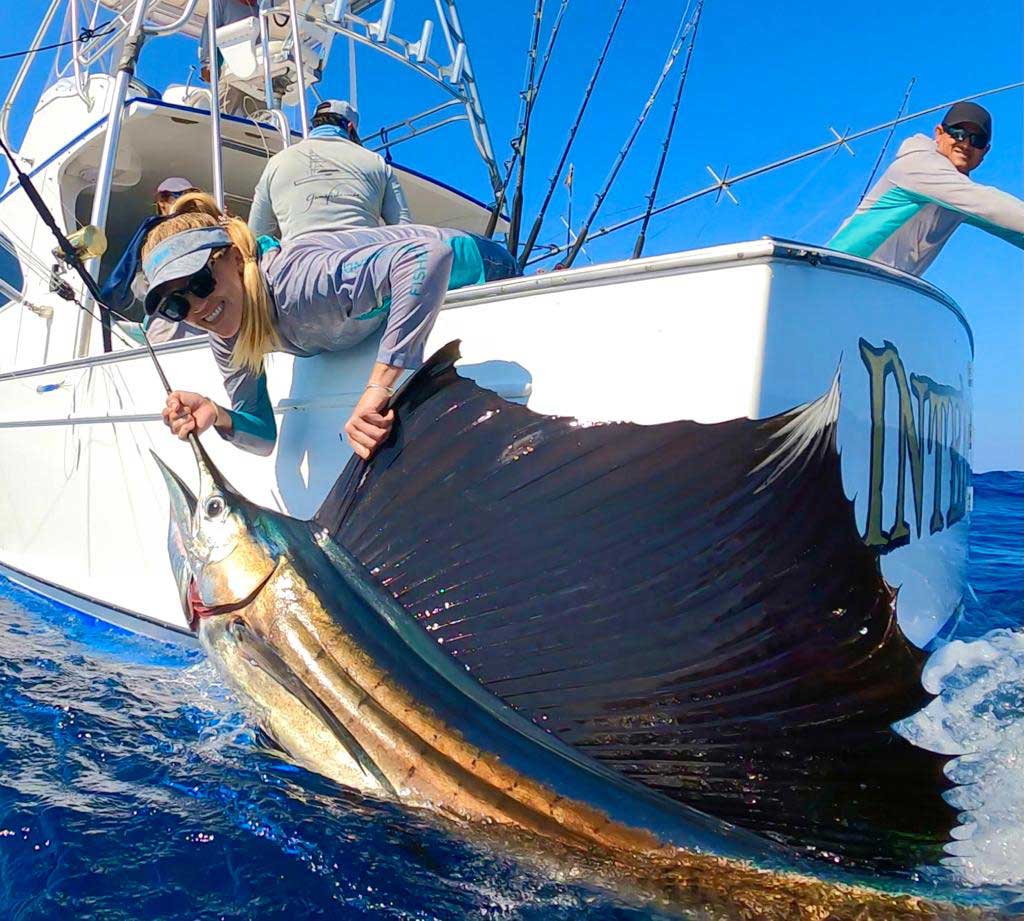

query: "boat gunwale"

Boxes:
[0, 236, 975, 386]
[0, 557, 196, 645]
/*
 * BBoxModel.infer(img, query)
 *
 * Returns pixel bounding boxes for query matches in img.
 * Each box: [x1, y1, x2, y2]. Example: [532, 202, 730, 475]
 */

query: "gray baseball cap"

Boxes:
[142, 225, 231, 315]
[312, 99, 359, 131]
[156, 176, 197, 194]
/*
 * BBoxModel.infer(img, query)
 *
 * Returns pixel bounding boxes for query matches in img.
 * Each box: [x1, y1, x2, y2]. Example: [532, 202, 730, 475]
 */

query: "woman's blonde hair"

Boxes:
[141, 191, 278, 373]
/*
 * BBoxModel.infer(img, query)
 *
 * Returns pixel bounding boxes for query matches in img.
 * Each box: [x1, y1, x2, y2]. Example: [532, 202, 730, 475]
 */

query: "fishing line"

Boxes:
[0, 25, 114, 61]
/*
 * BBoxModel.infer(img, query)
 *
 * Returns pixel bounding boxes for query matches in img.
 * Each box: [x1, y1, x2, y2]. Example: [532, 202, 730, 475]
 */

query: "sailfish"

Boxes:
[153, 342, 975, 919]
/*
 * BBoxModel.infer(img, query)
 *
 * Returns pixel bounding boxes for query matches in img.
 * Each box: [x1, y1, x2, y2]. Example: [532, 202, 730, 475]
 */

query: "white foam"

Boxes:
[895, 629, 1024, 887]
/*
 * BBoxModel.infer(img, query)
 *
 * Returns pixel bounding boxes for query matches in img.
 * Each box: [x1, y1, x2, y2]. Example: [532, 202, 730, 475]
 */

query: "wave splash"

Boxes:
[897, 628, 1024, 889]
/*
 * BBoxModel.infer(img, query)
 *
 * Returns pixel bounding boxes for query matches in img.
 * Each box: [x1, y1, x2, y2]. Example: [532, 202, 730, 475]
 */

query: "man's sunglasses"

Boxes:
[943, 124, 989, 149]
[155, 263, 217, 322]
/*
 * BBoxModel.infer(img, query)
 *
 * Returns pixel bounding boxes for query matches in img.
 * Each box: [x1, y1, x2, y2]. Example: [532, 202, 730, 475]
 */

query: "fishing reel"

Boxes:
[52, 224, 107, 264]
[49, 224, 107, 302]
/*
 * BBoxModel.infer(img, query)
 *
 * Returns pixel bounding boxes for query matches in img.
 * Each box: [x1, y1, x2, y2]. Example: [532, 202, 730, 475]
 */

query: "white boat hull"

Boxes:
[0, 240, 973, 647]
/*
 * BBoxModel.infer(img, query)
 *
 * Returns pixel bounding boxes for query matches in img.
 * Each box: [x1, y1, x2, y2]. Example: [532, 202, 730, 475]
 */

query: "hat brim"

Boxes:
[143, 247, 215, 315]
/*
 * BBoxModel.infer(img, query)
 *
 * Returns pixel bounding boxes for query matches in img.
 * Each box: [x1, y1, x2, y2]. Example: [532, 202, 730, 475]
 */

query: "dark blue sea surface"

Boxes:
[0, 471, 1021, 919]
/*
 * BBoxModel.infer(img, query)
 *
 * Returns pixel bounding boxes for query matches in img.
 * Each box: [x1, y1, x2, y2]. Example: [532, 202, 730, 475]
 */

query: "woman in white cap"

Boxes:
[146, 192, 517, 459]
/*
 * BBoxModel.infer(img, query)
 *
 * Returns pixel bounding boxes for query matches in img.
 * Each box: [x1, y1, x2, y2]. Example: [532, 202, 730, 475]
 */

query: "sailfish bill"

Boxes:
[153, 342, 977, 918]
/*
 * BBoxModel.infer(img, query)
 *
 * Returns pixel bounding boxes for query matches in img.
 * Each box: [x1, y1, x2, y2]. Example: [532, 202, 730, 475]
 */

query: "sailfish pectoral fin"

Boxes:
[225, 619, 397, 797]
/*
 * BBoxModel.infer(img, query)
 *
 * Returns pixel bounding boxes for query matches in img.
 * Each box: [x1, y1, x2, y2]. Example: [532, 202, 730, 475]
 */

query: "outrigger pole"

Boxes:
[561, 3, 696, 269]
[517, 0, 628, 268]
[530, 79, 1024, 264]
[632, 0, 703, 260]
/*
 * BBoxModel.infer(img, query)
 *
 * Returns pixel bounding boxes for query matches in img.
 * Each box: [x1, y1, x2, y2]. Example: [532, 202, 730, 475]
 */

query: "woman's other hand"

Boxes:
[162, 390, 221, 440]
[344, 386, 395, 460]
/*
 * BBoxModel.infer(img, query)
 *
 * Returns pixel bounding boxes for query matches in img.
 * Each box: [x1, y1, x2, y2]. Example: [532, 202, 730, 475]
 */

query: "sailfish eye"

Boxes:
[204, 495, 226, 518]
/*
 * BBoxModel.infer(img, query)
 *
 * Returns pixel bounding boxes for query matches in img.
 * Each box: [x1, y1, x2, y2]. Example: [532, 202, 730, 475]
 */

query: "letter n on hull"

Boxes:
[859, 339, 970, 554]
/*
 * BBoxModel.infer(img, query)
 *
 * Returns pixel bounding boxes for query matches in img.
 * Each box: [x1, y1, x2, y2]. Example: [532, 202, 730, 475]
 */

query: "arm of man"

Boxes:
[900, 153, 1024, 248]
[247, 167, 279, 239]
[381, 164, 413, 225]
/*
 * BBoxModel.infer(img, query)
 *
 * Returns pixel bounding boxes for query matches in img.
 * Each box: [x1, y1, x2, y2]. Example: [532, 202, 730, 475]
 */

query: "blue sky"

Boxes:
[3, 0, 1022, 469]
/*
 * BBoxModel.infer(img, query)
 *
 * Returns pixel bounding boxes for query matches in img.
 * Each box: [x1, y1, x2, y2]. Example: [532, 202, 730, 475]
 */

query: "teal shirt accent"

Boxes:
[828, 187, 925, 258]
[352, 236, 486, 322]
[831, 185, 1024, 260]
[257, 235, 281, 256]
[223, 372, 277, 449]
[448, 236, 486, 288]
[354, 295, 391, 322]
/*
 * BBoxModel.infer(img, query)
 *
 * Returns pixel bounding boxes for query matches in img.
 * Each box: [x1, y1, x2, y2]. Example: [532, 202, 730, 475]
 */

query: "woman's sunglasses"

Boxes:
[943, 125, 989, 150]
[155, 263, 217, 322]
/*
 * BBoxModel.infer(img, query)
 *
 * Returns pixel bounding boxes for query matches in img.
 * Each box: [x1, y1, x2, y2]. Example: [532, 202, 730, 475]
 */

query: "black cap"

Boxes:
[942, 101, 992, 143]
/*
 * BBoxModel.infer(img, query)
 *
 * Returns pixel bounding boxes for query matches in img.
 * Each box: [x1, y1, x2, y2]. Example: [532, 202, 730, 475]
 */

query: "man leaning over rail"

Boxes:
[248, 100, 412, 240]
[829, 101, 1024, 276]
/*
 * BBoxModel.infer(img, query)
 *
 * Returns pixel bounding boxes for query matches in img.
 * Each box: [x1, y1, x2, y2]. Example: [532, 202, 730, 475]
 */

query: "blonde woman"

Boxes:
[145, 193, 516, 459]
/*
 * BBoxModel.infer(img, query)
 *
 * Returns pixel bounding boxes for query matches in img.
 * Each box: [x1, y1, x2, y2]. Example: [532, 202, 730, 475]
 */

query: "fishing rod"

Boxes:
[0, 133, 196, 443]
[508, 0, 571, 254]
[561, 3, 695, 269]
[517, 0, 628, 268]
[632, 0, 703, 260]
[504, 0, 544, 257]
[0, 132, 115, 353]
[483, 0, 543, 241]
[484, 0, 569, 241]
[860, 76, 916, 202]
[529, 79, 1024, 265]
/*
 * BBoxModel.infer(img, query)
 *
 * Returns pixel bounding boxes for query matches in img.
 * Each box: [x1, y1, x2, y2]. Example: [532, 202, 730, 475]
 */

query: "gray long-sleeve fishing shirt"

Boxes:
[248, 134, 412, 240]
[829, 133, 1024, 276]
[210, 224, 517, 455]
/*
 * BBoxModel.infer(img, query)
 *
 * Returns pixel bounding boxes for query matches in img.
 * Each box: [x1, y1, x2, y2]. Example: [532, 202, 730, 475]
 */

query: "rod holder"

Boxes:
[409, 19, 433, 63]
[446, 42, 466, 84]
[369, 0, 395, 42]
[328, 0, 349, 23]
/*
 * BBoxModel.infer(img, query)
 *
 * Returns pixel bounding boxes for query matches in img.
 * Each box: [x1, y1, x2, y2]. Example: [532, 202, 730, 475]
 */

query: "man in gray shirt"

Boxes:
[248, 99, 412, 240]
[830, 101, 1023, 275]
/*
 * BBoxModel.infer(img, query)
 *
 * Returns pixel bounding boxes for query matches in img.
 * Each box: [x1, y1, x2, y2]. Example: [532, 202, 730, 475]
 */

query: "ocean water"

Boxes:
[0, 471, 1021, 919]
